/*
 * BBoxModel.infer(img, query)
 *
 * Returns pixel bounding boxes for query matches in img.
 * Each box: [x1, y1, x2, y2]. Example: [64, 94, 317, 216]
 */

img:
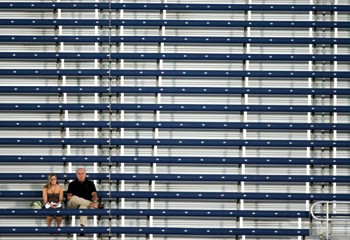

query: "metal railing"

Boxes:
[310, 201, 350, 240]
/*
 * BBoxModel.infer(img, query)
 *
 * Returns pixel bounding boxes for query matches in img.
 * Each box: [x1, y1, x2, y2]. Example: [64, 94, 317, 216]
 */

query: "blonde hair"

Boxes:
[44, 173, 58, 189]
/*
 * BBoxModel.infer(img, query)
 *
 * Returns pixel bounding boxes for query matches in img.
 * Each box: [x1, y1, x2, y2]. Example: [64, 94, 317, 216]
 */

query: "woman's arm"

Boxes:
[42, 187, 48, 204]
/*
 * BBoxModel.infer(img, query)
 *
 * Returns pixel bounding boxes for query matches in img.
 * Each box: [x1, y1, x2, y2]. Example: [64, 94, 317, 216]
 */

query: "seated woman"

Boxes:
[42, 173, 64, 227]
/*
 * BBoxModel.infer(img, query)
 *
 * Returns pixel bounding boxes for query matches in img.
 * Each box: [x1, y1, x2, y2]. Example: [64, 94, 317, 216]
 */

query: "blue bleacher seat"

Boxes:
[0, 172, 350, 183]
[0, 226, 309, 236]
[1, 52, 350, 61]
[0, 208, 310, 218]
[0, 86, 349, 96]
[0, 69, 349, 78]
[0, 19, 348, 29]
[1, 190, 350, 201]
[0, 137, 349, 148]
[0, 35, 348, 45]
[0, 120, 348, 131]
[0, 155, 346, 165]
[0, 103, 349, 113]
[0, 2, 348, 12]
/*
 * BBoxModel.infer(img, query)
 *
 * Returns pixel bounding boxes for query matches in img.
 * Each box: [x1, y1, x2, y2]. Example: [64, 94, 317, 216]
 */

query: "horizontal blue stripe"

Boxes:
[0, 190, 349, 201]
[0, 19, 347, 28]
[0, 69, 348, 78]
[0, 138, 348, 147]
[0, 208, 309, 217]
[0, 121, 347, 130]
[0, 36, 348, 44]
[1, 52, 349, 61]
[0, 173, 349, 182]
[0, 86, 349, 95]
[0, 155, 345, 165]
[0, 226, 309, 236]
[0, 104, 348, 112]
[0, 2, 348, 12]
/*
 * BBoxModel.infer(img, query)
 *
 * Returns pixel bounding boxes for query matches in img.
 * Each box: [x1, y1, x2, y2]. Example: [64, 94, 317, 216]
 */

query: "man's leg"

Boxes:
[78, 204, 88, 226]
[67, 195, 95, 226]
[68, 195, 92, 209]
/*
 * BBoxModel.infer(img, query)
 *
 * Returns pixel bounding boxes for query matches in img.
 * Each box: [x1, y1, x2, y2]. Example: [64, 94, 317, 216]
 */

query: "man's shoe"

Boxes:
[89, 202, 104, 209]
[80, 224, 85, 236]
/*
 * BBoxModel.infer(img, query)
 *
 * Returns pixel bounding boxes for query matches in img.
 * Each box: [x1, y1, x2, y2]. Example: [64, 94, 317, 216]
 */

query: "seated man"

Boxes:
[67, 167, 103, 229]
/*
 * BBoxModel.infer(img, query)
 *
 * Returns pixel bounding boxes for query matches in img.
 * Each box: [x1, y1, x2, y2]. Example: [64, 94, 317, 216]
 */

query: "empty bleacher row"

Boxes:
[0, 208, 310, 236]
[0, 2, 348, 11]
[0, 138, 349, 147]
[0, 69, 348, 78]
[0, 120, 349, 130]
[0, 103, 349, 113]
[0, 227, 309, 237]
[1, 19, 349, 29]
[0, 86, 349, 95]
[0, 155, 348, 165]
[1, 52, 350, 61]
[0, 208, 310, 218]
[0, 35, 348, 45]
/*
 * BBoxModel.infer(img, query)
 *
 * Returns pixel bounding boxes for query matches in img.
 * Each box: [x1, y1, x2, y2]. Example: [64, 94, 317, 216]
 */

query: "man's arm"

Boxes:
[66, 181, 74, 201]
[91, 191, 98, 203]
[67, 193, 73, 201]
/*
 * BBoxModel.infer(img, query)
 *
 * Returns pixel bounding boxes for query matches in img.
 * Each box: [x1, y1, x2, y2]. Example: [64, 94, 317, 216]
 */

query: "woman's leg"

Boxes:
[56, 216, 62, 227]
[47, 216, 53, 227]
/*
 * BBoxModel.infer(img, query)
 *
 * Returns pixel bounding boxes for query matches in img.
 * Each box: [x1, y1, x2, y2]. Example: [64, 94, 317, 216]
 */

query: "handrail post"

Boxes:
[326, 202, 329, 240]
[311, 201, 350, 239]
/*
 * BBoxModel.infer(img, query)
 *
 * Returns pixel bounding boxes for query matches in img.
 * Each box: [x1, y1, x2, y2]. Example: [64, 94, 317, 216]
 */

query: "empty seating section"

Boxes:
[0, 155, 348, 165]
[1, 35, 349, 44]
[0, 1, 349, 239]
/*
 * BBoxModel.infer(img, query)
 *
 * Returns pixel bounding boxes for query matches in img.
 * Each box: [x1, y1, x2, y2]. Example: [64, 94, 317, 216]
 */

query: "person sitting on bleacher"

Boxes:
[42, 173, 64, 227]
[67, 167, 103, 229]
